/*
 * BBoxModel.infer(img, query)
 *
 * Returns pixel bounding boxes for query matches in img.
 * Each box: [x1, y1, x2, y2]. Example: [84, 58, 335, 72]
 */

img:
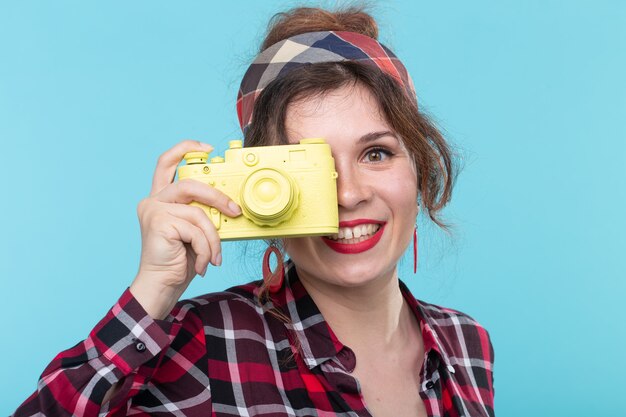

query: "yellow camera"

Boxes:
[177, 138, 339, 240]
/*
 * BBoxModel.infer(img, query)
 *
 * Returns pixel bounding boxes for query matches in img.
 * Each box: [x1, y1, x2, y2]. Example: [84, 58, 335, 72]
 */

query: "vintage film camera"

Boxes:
[177, 138, 339, 240]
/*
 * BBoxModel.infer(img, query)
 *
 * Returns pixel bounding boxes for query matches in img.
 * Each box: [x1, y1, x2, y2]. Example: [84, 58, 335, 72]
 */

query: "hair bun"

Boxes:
[261, 7, 378, 52]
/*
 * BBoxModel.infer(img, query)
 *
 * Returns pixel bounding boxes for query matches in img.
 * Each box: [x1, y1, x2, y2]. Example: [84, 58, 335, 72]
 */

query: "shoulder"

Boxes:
[416, 299, 494, 365]
[417, 299, 496, 412]
[170, 280, 270, 331]
[168, 281, 293, 363]
[417, 298, 486, 328]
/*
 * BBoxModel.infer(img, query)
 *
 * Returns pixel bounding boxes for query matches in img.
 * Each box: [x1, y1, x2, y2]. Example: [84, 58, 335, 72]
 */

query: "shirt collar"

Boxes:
[270, 261, 453, 370]
[399, 280, 455, 370]
[271, 261, 342, 369]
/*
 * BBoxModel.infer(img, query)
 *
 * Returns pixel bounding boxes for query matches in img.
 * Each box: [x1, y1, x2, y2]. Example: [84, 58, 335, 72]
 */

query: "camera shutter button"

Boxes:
[244, 152, 258, 166]
[229, 140, 243, 149]
[209, 207, 221, 230]
[183, 152, 209, 165]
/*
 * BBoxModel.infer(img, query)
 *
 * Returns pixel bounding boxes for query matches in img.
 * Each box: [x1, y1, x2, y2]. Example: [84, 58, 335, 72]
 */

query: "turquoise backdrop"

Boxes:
[2, 1, 625, 415]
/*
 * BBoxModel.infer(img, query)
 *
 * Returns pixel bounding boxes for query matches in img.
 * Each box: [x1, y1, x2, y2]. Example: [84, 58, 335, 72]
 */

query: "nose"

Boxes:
[335, 163, 373, 210]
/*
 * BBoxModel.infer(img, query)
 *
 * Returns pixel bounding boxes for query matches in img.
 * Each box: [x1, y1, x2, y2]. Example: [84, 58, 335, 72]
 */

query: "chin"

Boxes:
[300, 257, 395, 289]
[286, 236, 399, 288]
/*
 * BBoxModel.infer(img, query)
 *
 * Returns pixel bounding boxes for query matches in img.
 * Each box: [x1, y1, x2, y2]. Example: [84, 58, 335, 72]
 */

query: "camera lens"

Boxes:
[240, 169, 299, 226]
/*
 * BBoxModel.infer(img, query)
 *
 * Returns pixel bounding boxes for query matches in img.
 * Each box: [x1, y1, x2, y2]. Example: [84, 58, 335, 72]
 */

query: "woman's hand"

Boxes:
[129, 140, 242, 319]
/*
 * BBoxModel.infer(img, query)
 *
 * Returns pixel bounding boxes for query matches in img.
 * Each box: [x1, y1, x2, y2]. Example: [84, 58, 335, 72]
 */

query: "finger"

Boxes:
[164, 203, 223, 266]
[156, 179, 242, 218]
[168, 217, 212, 276]
[150, 140, 214, 196]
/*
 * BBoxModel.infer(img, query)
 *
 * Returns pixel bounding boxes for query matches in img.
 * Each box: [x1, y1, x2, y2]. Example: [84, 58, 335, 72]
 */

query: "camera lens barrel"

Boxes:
[240, 168, 299, 226]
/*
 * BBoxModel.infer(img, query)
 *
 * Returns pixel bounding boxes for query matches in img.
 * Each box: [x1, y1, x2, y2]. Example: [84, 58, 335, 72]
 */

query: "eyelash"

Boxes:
[363, 146, 394, 162]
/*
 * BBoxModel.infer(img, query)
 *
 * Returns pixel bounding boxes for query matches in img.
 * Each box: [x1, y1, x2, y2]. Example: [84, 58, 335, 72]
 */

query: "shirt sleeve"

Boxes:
[11, 288, 207, 417]
[462, 319, 496, 416]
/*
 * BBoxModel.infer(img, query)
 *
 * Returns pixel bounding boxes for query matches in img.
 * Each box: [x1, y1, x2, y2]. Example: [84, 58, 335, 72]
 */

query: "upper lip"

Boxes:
[338, 218, 385, 227]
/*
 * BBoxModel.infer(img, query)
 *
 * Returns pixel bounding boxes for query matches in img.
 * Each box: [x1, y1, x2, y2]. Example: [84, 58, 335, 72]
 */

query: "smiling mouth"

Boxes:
[325, 223, 382, 243]
[322, 221, 386, 254]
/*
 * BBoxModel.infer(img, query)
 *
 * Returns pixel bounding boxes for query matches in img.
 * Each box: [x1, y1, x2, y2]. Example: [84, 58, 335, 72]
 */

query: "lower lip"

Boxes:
[321, 224, 386, 254]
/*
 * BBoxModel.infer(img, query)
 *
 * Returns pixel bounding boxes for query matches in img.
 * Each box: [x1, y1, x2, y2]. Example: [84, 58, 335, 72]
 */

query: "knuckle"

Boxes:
[137, 198, 151, 216]
[208, 227, 220, 242]
[162, 226, 179, 242]
[153, 208, 169, 221]
[194, 242, 210, 257]
[192, 226, 203, 238]
[196, 243, 210, 256]
[156, 151, 169, 166]
[177, 179, 195, 195]
[148, 212, 167, 229]
[209, 238, 221, 250]
[192, 205, 208, 220]
[181, 139, 201, 149]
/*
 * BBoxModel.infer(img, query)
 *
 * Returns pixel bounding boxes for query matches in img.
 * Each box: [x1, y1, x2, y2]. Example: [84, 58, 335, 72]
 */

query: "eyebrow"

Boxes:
[357, 131, 398, 144]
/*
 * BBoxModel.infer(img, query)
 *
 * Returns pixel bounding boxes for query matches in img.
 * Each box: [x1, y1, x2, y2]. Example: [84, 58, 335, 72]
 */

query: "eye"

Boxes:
[363, 147, 392, 163]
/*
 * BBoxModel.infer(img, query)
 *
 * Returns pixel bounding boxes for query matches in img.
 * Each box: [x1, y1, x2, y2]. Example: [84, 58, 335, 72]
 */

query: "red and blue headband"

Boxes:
[236, 31, 417, 134]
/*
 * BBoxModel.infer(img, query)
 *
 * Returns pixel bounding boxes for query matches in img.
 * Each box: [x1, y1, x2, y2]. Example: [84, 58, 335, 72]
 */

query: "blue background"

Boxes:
[2, 1, 625, 415]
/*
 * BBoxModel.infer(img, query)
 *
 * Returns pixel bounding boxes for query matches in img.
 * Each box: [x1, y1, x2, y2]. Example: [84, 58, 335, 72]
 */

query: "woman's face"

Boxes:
[283, 84, 419, 288]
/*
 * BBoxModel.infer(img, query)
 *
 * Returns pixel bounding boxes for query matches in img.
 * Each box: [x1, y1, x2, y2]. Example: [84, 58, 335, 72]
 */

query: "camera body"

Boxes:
[177, 138, 339, 241]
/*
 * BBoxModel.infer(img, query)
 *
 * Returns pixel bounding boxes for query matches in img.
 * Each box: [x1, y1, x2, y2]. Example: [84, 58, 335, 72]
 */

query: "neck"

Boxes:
[297, 267, 411, 349]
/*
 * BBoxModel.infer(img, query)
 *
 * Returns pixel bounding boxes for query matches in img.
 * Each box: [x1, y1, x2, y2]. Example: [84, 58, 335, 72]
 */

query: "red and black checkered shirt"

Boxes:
[13, 261, 495, 417]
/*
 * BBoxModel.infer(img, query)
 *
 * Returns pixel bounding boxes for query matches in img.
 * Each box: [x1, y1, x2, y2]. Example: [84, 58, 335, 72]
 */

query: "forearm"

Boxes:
[12, 289, 179, 417]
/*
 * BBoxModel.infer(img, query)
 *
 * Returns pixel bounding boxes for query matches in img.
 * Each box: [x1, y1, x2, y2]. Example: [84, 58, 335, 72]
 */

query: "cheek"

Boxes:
[384, 173, 418, 214]
[283, 237, 314, 261]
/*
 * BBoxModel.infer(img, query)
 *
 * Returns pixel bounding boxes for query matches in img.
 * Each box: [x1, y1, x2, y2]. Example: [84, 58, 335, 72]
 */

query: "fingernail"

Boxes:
[228, 201, 241, 215]
[215, 253, 222, 266]
[200, 266, 207, 277]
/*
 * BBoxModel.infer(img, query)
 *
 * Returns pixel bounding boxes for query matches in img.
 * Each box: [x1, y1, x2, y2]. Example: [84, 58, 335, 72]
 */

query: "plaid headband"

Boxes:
[236, 30, 417, 134]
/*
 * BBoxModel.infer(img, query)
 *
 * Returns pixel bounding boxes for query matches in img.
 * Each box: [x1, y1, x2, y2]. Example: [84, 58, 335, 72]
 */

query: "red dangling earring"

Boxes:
[413, 224, 418, 274]
[263, 245, 285, 293]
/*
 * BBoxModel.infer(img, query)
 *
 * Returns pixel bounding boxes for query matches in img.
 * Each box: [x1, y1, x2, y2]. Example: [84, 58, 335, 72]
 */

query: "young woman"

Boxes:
[13, 7, 494, 417]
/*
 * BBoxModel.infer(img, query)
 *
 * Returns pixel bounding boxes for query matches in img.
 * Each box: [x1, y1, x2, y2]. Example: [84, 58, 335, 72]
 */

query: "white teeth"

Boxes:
[326, 223, 381, 242]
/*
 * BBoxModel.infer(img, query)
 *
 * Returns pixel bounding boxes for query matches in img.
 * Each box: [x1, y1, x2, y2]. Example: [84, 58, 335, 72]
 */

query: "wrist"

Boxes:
[129, 272, 185, 320]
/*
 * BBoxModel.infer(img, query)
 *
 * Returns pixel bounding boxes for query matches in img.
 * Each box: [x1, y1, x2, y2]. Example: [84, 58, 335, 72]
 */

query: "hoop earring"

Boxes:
[413, 224, 418, 274]
[263, 245, 285, 293]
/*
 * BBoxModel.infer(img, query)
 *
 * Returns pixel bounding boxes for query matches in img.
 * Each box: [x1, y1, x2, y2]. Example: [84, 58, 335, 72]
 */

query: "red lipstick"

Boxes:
[321, 220, 386, 254]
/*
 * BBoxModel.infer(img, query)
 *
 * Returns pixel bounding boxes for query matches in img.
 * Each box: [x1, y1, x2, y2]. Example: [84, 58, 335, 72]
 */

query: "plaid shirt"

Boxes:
[13, 262, 495, 417]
